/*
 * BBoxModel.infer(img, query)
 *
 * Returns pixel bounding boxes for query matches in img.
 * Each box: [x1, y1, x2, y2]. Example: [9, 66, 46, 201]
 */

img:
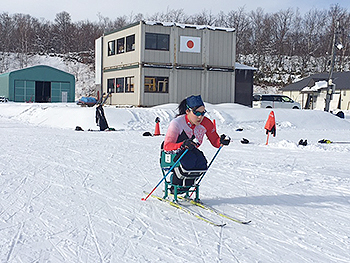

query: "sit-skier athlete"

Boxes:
[163, 95, 230, 189]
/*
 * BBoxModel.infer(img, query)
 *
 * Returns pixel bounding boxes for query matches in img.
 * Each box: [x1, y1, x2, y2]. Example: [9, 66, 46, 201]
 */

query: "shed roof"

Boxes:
[235, 63, 257, 71]
[2, 65, 72, 76]
[282, 71, 350, 91]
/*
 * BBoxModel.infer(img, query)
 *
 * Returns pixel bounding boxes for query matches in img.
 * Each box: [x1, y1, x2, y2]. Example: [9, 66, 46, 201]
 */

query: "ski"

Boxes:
[144, 192, 226, 227]
[318, 139, 350, 144]
[174, 195, 251, 225]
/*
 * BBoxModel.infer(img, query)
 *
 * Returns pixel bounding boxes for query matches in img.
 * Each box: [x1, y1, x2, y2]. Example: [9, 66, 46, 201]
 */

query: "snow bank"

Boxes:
[1, 102, 349, 132]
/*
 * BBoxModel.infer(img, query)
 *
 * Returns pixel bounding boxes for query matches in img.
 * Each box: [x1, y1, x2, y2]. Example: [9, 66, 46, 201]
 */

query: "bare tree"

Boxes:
[53, 11, 75, 54]
[75, 20, 103, 53]
[12, 14, 38, 67]
[0, 12, 14, 52]
[308, 9, 328, 56]
[248, 8, 275, 70]
[166, 8, 189, 23]
[272, 8, 294, 56]
[148, 8, 189, 23]
[96, 13, 128, 34]
[327, 4, 350, 71]
[0, 13, 14, 72]
[338, 12, 350, 70]
[32, 18, 54, 54]
[128, 12, 144, 24]
[190, 10, 216, 26]
[220, 7, 251, 55]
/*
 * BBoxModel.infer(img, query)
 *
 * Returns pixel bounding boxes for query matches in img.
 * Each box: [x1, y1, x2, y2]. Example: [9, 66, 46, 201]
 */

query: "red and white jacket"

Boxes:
[164, 114, 221, 152]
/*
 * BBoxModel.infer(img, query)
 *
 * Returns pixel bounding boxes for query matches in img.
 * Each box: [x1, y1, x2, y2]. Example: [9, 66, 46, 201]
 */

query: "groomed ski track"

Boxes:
[145, 192, 227, 227]
[1, 103, 350, 262]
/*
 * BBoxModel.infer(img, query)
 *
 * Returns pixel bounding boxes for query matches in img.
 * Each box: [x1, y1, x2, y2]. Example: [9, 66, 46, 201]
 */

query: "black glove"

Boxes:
[181, 139, 196, 150]
[220, 134, 230, 146]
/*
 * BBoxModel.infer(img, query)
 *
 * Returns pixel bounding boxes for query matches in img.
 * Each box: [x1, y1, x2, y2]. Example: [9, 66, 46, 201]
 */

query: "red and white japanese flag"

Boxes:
[180, 36, 201, 53]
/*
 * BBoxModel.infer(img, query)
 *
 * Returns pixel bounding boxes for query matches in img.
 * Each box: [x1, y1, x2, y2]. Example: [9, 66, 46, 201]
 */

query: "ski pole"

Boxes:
[142, 149, 189, 201]
[200, 144, 223, 183]
[190, 145, 223, 197]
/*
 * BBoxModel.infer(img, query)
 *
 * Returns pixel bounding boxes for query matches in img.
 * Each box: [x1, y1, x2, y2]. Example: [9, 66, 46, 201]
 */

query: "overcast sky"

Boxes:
[1, 0, 349, 22]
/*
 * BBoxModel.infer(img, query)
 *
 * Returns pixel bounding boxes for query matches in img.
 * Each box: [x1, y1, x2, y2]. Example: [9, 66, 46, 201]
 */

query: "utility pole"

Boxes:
[324, 20, 342, 112]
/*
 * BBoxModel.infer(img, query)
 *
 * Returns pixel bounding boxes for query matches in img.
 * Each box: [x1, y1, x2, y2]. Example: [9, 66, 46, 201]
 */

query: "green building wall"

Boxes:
[0, 72, 10, 99]
[0, 65, 75, 102]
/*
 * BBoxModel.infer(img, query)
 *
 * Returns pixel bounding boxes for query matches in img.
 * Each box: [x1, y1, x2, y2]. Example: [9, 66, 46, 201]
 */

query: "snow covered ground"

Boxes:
[1, 102, 350, 262]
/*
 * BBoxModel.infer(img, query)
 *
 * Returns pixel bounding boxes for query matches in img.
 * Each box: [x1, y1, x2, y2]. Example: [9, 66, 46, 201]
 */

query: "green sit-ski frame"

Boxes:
[160, 150, 200, 202]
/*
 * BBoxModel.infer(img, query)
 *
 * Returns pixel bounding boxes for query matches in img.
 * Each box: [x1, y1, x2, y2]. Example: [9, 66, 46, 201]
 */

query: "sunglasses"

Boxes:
[190, 108, 206, 116]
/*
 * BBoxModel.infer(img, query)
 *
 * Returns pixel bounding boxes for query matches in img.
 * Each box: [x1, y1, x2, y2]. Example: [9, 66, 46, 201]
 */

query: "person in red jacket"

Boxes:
[164, 95, 230, 187]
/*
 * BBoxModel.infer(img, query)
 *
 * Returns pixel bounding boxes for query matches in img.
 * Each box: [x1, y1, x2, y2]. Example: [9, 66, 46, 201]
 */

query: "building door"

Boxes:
[14, 80, 35, 102]
[35, 81, 51, 102]
[61, 92, 68, 103]
[235, 70, 253, 107]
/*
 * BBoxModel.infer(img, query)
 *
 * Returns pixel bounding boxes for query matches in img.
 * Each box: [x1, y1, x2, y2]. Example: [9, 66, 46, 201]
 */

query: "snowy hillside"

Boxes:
[1, 102, 350, 262]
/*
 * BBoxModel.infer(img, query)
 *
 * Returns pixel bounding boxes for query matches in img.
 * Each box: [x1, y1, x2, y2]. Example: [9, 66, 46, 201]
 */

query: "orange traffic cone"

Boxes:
[154, 117, 161, 136]
[264, 111, 276, 145]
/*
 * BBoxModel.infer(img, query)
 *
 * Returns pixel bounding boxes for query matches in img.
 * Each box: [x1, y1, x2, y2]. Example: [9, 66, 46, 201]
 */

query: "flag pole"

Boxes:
[266, 133, 270, 145]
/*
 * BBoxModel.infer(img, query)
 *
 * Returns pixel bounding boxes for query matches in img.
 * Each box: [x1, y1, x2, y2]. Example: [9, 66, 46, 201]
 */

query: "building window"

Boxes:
[108, 40, 115, 56]
[145, 77, 155, 92]
[126, 35, 135, 52]
[108, 77, 134, 93]
[117, 38, 125, 54]
[125, 77, 134, 92]
[145, 77, 168, 93]
[116, 77, 124, 92]
[107, 79, 115, 93]
[145, 33, 169, 51]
